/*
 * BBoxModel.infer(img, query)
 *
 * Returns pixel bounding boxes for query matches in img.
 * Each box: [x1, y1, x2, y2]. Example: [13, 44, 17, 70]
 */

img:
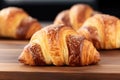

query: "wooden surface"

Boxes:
[0, 40, 120, 80]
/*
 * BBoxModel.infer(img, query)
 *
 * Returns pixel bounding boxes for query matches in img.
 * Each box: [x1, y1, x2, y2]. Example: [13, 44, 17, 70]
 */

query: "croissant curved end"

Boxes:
[18, 44, 35, 65]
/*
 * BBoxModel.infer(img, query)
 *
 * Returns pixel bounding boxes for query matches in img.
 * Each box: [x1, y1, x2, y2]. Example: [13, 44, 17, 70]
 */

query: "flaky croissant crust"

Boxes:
[19, 24, 100, 66]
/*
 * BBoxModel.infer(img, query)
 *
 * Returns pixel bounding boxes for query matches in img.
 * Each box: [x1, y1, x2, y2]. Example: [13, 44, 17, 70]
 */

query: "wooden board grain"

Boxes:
[0, 40, 120, 80]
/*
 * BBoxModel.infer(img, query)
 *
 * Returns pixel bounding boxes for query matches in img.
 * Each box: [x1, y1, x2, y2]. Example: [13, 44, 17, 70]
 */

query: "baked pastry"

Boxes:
[78, 14, 120, 49]
[18, 24, 100, 66]
[54, 10, 71, 27]
[54, 4, 95, 30]
[0, 7, 42, 39]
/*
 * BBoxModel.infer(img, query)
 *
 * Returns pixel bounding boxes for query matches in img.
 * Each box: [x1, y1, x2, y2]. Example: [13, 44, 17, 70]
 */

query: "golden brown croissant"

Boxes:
[77, 14, 120, 49]
[0, 7, 42, 39]
[54, 4, 95, 31]
[18, 24, 100, 66]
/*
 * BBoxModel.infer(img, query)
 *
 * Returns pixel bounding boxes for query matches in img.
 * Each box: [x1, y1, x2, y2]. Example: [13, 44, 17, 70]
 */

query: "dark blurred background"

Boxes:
[0, 0, 120, 22]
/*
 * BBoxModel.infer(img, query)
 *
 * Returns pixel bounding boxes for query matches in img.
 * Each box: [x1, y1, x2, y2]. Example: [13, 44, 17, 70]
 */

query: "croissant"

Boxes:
[18, 24, 100, 66]
[54, 4, 95, 31]
[77, 14, 120, 49]
[0, 7, 42, 39]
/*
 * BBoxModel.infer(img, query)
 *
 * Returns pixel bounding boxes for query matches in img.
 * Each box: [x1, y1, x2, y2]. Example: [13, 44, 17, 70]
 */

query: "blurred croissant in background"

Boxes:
[0, 7, 42, 39]
[78, 14, 120, 49]
[54, 4, 99, 31]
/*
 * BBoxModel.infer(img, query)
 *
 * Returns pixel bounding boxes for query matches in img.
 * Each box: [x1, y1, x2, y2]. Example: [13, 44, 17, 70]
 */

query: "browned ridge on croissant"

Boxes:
[18, 24, 100, 66]
[0, 7, 42, 39]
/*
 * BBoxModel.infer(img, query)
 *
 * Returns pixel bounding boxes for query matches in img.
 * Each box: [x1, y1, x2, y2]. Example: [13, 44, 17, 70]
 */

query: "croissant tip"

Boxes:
[18, 58, 25, 63]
